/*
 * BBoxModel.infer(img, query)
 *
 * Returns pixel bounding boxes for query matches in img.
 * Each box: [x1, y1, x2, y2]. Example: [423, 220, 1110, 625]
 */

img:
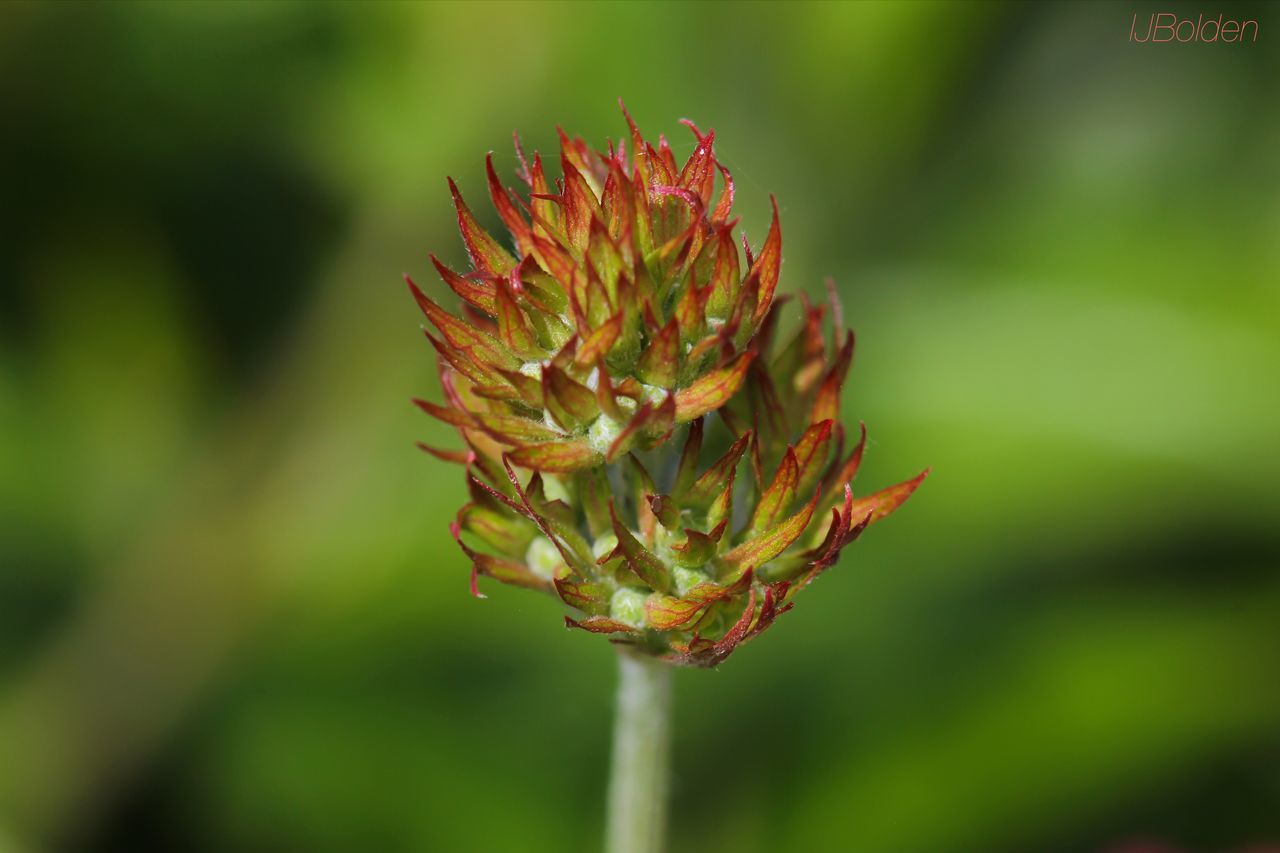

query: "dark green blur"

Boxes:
[0, 2, 1276, 851]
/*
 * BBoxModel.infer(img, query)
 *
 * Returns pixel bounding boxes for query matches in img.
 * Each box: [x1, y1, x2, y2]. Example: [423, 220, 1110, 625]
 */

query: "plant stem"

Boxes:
[605, 650, 674, 853]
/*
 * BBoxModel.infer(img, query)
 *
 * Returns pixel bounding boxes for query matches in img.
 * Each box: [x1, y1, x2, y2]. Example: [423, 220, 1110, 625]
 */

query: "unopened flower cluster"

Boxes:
[409, 107, 925, 666]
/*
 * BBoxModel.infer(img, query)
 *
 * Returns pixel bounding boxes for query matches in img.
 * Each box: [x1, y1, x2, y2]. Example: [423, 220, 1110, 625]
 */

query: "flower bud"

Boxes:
[413, 104, 926, 666]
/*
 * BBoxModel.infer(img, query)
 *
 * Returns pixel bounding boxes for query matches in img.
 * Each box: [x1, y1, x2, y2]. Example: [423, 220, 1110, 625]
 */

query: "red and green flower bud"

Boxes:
[413, 104, 926, 666]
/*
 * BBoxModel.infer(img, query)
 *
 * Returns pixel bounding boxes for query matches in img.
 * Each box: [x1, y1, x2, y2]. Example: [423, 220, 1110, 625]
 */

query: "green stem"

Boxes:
[605, 650, 674, 853]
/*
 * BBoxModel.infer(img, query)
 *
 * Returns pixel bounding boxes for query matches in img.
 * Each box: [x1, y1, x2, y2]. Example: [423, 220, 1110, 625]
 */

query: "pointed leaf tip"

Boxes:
[674, 351, 755, 423]
[449, 176, 518, 276]
[748, 195, 782, 326]
[609, 501, 673, 593]
[848, 469, 929, 526]
[506, 439, 601, 473]
[565, 615, 639, 635]
[720, 490, 819, 576]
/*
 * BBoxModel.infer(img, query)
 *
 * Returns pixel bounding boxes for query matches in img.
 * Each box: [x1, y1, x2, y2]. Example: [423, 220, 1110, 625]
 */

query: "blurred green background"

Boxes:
[1, 1, 1277, 851]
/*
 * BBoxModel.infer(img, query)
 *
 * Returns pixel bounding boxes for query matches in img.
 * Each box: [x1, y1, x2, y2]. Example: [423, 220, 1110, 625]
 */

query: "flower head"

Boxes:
[410, 104, 926, 666]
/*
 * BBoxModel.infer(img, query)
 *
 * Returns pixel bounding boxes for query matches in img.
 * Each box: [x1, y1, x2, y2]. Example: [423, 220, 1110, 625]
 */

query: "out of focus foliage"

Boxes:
[0, 2, 1276, 852]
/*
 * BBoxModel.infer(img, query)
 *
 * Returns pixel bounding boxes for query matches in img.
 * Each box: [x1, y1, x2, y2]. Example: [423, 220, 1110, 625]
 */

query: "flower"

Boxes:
[409, 104, 926, 667]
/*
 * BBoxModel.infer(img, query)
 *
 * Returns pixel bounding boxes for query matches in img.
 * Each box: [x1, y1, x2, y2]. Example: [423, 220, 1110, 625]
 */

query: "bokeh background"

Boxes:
[1, 1, 1277, 851]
